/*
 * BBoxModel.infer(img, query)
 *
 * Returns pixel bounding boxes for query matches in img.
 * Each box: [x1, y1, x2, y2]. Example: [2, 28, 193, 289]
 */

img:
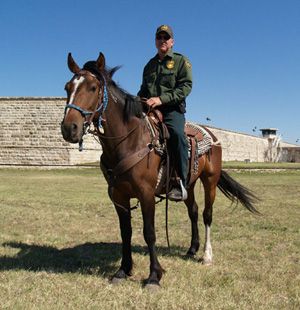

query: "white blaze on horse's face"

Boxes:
[66, 76, 85, 114]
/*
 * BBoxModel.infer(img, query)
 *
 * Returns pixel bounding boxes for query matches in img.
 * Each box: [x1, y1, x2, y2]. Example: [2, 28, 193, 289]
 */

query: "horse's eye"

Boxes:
[90, 86, 97, 92]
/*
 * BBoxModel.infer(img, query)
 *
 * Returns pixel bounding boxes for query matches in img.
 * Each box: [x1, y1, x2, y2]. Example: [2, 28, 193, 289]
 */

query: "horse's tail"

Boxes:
[217, 170, 260, 214]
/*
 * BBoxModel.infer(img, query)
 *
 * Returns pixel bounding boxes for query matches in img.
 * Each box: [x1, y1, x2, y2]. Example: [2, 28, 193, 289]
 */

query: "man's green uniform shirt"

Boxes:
[138, 49, 192, 112]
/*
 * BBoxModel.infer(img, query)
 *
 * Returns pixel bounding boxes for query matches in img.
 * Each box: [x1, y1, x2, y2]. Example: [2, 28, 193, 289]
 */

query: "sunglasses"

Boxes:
[156, 34, 171, 41]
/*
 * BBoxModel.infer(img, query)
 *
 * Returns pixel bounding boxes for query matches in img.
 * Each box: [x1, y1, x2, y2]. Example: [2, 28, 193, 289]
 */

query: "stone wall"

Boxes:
[0, 98, 101, 166]
[0, 97, 298, 166]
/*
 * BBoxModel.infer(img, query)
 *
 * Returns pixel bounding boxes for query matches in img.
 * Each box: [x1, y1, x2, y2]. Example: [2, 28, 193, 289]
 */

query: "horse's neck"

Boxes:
[101, 102, 148, 163]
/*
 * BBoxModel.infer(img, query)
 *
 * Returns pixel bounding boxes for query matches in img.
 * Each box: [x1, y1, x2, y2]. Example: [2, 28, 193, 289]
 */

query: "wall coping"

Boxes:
[206, 125, 298, 147]
[0, 97, 66, 101]
[205, 124, 264, 140]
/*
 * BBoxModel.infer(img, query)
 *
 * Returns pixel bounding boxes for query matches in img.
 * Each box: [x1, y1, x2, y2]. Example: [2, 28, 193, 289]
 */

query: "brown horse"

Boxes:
[61, 52, 258, 288]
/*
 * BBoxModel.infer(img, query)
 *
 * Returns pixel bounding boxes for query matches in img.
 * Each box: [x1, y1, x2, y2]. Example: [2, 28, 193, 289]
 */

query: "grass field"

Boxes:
[222, 161, 300, 170]
[0, 168, 299, 309]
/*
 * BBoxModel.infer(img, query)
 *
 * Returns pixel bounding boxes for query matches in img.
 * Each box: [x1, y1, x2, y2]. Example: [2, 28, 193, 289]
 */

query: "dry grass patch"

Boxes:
[0, 168, 299, 309]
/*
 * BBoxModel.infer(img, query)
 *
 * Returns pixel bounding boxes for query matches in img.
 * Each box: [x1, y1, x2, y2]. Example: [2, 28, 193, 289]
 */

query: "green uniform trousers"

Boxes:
[163, 109, 188, 187]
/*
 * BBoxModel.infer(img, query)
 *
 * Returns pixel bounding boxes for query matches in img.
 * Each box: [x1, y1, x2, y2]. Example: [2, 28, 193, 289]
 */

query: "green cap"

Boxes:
[156, 25, 173, 38]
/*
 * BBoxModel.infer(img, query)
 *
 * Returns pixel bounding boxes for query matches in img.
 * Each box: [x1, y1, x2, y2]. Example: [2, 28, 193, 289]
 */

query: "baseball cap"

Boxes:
[156, 25, 173, 39]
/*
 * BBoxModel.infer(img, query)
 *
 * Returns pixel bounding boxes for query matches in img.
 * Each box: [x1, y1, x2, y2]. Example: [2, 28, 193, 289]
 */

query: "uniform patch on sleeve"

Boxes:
[185, 60, 192, 69]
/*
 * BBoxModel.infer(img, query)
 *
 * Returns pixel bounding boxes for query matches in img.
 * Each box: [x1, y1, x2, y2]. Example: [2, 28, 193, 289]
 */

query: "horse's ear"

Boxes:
[67, 53, 80, 74]
[96, 52, 105, 71]
[109, 66, 121, 79]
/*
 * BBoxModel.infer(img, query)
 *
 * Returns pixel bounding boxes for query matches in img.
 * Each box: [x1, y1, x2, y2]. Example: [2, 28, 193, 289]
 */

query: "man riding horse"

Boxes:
[138, 25, 192, 201]
[61, 39, 259, 288]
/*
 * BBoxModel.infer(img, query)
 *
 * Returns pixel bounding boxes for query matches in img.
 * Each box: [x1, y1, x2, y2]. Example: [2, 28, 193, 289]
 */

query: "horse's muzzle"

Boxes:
[61, 121, 83, 143]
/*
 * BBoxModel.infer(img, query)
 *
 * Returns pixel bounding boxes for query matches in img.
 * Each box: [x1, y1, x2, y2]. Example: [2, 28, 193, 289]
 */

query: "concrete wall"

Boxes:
[280, 147, 300, 162]
[207, 126, 268, 162]
[207, 126, 299, 162]
[0, 98, 101, 166]
[0, 97, 298, 165]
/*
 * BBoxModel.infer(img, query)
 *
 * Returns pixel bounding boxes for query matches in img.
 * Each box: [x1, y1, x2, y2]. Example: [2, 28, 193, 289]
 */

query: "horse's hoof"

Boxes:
[111, 276, 126, 285]
[111, 269, 127, 284]
[144, 278, 161, 291]
[145, 283, 160, 292]
[186, 250, 196, 257]
[199, 257, 213, 266]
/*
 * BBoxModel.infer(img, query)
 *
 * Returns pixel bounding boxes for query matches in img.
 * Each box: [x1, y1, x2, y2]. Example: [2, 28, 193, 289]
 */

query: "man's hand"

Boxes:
[141, 97, 162, 109]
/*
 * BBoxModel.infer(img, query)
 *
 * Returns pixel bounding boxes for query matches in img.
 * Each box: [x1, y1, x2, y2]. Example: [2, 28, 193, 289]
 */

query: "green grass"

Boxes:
[222, 161, 300, 169]
[81, 160, 300, 170]
[0, 168, 299, 309]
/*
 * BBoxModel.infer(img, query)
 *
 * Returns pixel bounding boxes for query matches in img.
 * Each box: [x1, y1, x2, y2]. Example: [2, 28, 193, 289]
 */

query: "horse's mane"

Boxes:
[83, 61, 143, 123]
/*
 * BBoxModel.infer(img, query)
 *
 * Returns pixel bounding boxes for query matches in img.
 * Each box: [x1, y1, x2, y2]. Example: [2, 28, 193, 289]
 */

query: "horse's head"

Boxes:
[61, 52, 107, 143]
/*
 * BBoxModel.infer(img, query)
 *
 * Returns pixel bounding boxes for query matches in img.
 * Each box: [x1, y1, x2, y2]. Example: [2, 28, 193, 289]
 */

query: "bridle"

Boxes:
[63, 69, 140, 152]
[63, 70, 109, 130]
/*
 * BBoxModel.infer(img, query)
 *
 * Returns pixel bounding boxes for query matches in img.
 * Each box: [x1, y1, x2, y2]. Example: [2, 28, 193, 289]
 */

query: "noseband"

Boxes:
[64, 71, 108, 128]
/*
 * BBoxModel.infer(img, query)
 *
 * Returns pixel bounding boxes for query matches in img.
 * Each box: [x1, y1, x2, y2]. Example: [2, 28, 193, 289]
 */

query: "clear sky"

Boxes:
[1, 0, 299, 144]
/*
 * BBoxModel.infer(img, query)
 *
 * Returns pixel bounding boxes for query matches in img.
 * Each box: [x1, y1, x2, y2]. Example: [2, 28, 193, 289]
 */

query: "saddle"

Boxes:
[146, 110, 213, 192]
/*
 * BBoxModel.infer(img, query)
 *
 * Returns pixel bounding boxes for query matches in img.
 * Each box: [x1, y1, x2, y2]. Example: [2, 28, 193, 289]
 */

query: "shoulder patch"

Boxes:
[185, 60, 192, 69]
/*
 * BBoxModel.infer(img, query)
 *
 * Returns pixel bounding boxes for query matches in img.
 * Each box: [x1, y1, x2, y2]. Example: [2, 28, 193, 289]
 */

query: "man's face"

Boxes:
[155, 32, 174, 55]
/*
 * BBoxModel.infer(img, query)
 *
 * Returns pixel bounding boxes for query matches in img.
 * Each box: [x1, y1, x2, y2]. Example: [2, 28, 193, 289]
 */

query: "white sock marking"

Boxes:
[203, 225, 213, 262]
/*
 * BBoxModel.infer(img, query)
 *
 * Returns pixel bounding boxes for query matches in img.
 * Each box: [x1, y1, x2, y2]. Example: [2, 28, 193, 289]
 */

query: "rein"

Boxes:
[89, 123, 139, 142]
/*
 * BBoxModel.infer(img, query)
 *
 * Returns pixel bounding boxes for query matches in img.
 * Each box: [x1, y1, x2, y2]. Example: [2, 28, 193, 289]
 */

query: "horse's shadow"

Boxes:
[0, 241, 193, 277]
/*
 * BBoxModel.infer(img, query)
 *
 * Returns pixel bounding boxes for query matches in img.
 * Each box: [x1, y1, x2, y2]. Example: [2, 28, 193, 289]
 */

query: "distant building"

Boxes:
[259, 128, 300, 162]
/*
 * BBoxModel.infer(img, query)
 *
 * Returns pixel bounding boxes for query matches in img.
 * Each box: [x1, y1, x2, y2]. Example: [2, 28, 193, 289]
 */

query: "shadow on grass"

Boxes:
[0, 241, 195, 277]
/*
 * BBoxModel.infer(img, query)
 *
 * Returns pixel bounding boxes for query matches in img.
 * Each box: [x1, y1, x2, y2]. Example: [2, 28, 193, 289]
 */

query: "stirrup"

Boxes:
[179, 179, 188, 201]
[168, 180, 187, 201]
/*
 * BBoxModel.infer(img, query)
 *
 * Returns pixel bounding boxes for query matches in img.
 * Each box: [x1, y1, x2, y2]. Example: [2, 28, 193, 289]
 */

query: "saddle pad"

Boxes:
[155, 123, 213, 193]
[185, 122, 213, 157]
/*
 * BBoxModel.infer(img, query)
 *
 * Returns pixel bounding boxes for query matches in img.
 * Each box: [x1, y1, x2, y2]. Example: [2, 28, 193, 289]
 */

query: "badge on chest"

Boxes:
[166, 60, 175, 69]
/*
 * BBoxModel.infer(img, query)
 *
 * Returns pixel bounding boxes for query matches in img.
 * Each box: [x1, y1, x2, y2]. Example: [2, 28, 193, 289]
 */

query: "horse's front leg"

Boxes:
[112, 199, 133, 283]
[140, 194, 164, 287]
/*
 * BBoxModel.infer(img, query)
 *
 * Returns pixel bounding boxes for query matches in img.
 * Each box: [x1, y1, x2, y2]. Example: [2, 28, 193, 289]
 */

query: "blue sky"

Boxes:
[1, 0, 299, 144]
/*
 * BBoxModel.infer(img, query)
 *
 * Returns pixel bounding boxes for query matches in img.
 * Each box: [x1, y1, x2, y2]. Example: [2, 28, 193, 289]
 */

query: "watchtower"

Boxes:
[260, 128, 281, 162]
[260, 128, 278, 139]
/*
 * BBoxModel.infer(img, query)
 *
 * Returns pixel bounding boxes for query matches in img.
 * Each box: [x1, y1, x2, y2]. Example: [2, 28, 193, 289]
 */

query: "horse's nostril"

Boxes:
[72, 123, 78, 131]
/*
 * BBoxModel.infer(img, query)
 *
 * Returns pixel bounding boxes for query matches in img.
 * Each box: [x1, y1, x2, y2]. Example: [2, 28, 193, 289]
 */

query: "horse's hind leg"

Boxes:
[184, 183, 200, 256]
[112, 201, 133, 283]
[201, 176, 217, 265]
